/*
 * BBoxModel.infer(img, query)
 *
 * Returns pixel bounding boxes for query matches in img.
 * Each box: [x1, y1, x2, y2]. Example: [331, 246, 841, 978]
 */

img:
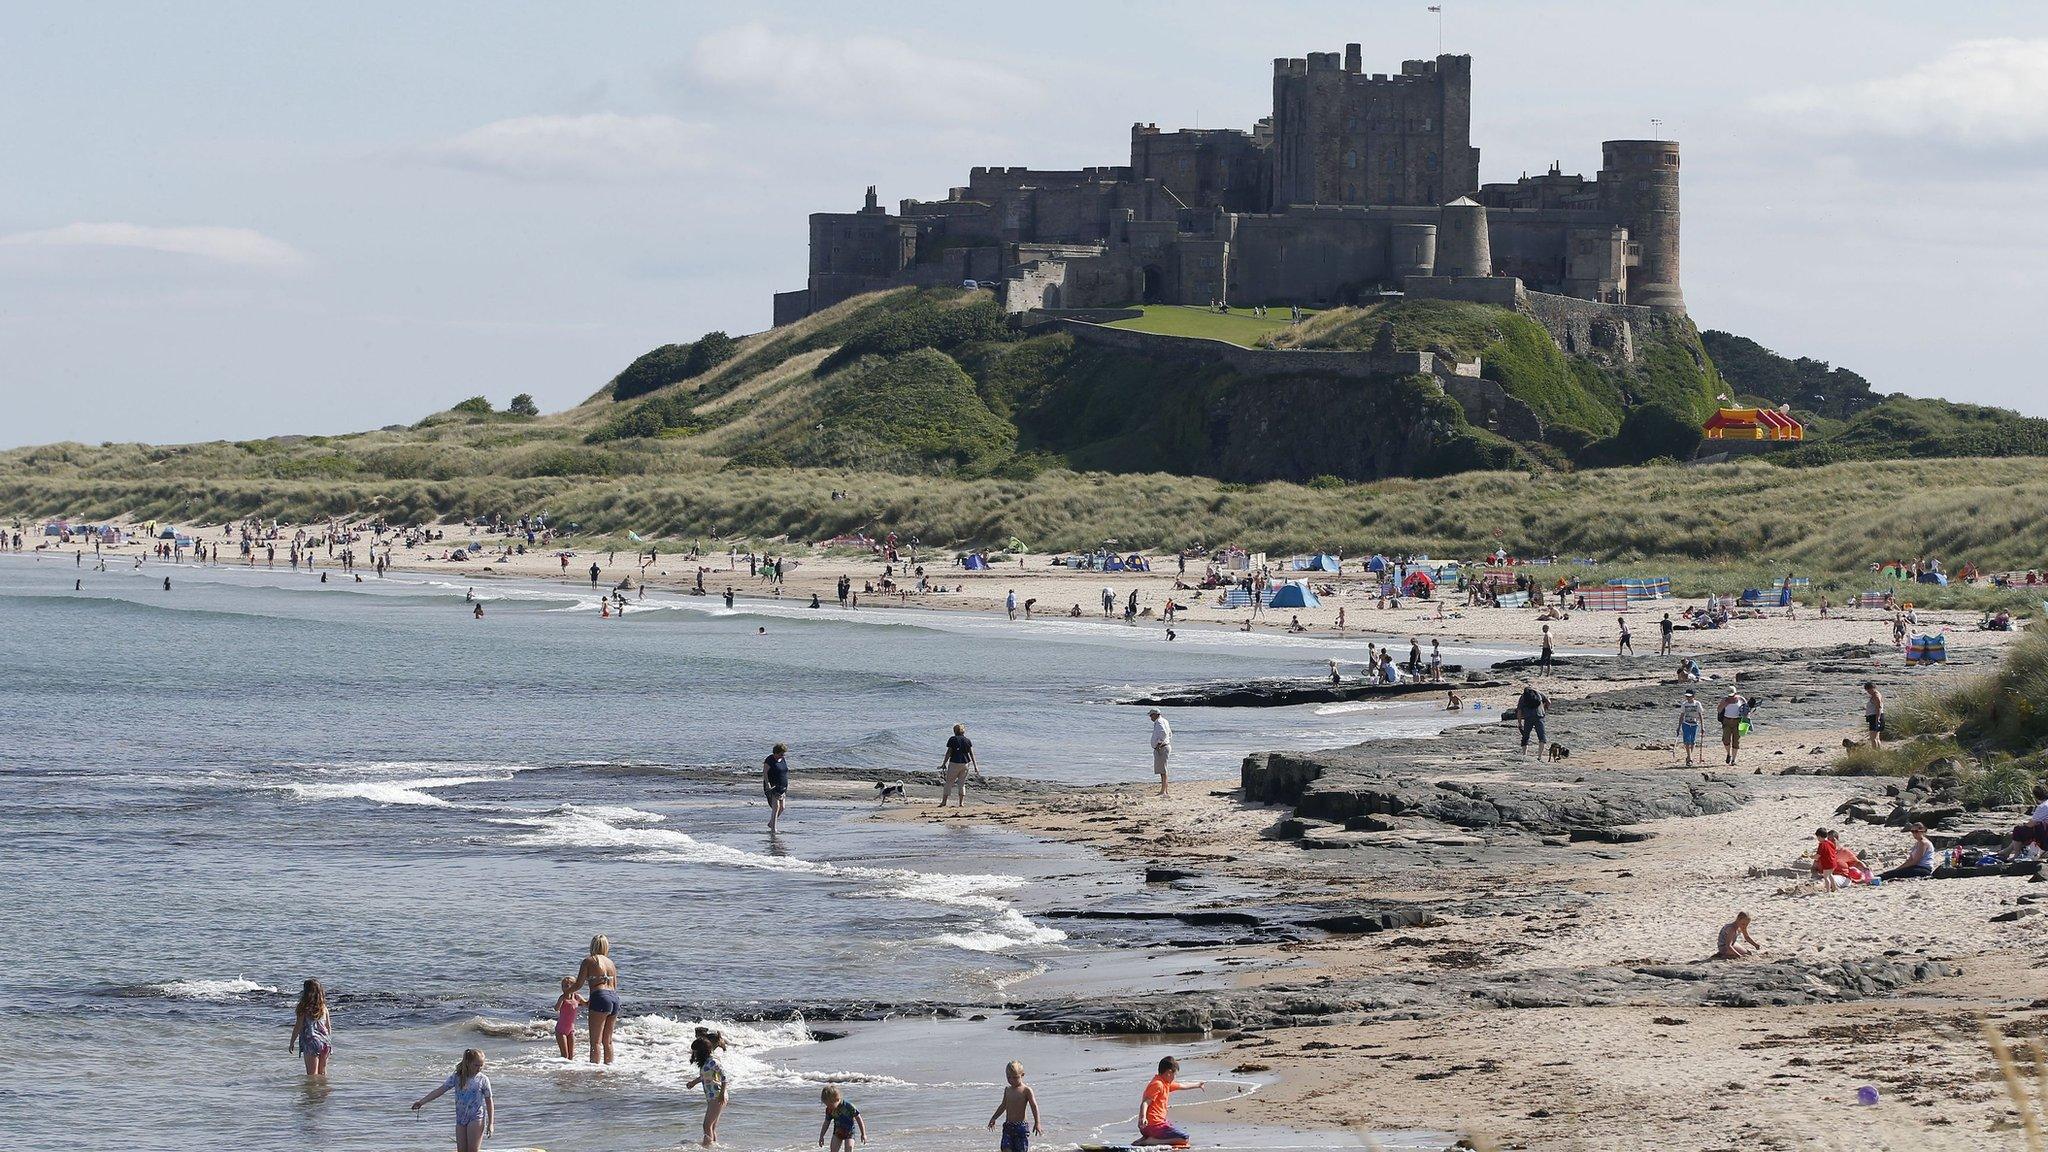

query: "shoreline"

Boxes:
[10, 538, 2043, 1148]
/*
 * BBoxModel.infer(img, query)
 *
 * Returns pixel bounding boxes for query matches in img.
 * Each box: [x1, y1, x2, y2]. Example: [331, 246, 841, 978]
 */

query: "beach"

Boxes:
[6, 527, 2042, 1150]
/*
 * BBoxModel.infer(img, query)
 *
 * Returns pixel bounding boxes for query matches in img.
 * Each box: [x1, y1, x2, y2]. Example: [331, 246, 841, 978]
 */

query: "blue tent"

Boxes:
[962, 554, 990, 570]
[1365, 555, 1388, 573]
[1293, 553, 1341, 573]
[1916, 571, 1948, 586]
[1267, 582, 1320, 609]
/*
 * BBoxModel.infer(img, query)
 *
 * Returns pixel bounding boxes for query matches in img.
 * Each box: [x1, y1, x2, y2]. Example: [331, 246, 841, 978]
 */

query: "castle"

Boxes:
[772, 45, 1683, 325]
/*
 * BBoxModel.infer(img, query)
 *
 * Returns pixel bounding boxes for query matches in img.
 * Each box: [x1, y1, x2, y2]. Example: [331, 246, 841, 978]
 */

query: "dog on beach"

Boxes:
[873, 781, 905, 802]
[1547, 742, 1570, 762]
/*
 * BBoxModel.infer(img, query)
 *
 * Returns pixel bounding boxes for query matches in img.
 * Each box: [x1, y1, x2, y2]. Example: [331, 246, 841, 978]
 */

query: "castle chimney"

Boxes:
[864, 185, 878, 212]
[1345, 43, 1362, 73]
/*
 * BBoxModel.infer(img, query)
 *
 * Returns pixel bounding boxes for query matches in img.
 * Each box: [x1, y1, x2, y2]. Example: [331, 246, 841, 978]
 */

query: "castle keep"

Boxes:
[772, 46, 1683, 325]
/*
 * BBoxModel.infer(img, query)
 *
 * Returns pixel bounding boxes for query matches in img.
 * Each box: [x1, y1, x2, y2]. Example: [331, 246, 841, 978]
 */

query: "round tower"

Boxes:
[1599, 140, 1684, 312]
[1390, 223, 1438, 280]
[1435, 197, 1491, 278]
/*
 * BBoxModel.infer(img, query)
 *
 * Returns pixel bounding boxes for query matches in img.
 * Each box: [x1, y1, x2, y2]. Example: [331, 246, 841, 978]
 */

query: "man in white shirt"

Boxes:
[1149, 709, 1173, 797]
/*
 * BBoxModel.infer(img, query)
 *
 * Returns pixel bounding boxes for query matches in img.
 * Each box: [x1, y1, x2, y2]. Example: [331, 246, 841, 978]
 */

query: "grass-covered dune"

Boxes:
[10, 285, 2048, 612]
[10, 454, 2048, 597]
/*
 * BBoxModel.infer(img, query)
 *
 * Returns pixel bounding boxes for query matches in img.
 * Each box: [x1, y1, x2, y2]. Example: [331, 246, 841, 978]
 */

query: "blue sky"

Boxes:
[4, 1, 2045, 447]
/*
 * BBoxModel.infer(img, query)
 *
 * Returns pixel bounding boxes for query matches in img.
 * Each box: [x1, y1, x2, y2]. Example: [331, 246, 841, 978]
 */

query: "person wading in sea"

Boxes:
[763, 743, 791, 831]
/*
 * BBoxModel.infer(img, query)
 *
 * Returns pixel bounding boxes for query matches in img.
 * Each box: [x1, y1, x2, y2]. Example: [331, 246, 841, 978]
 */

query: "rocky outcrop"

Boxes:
[1131, 676, 1480, 708]
[1011, 956, 1962, 1034]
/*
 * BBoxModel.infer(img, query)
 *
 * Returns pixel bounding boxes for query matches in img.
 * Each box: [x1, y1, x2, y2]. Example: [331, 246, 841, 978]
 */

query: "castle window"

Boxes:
[1344, 150, 1357, 169]
[1419, 117, 1432, 131]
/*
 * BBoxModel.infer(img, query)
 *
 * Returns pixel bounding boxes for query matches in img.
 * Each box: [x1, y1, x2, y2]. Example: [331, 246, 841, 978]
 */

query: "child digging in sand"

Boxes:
[987, 1060, 1042, 1152]
[1135, 1057, 1203, 1146]
[553, 976, 584, 1059]
[819, 1086, 866, 1150]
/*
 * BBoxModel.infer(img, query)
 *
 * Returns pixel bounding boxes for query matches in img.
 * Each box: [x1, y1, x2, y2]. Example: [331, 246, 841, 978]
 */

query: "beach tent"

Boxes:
[1267, 582, 1320, 609]
[1294, 553, 1341, 573]
[961, 554, 990, 571]
[1702, 406, 1804, 442]
[1365, 555, 1388, 573]
[1102, 555, 1125, 572]
[1401, 569, 1435, 593]
[1916, 571, 1949, 586]
[1905, 635, 1947, 664]
[1007, 537, 1027, 554]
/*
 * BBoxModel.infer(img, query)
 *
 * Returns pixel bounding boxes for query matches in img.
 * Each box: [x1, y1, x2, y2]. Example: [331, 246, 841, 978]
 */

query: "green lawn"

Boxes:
[1102, 305, 1316, 348]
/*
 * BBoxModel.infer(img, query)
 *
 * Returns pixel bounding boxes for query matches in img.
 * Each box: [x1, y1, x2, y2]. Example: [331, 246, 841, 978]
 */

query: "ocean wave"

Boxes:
[145, 977, 280, 1002]
[490, 1011, 840, 1090]
[268, 773, 510, 808]
[490, 809, 1065, 948]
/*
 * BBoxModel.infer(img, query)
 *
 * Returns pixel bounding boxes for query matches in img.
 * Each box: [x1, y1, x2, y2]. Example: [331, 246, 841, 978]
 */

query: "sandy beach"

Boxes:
[25, 521, 2047, 1149]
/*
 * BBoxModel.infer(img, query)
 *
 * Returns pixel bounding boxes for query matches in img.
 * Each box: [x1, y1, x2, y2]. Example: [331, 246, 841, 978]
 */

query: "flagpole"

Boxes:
[1429, 4, 1443, 53]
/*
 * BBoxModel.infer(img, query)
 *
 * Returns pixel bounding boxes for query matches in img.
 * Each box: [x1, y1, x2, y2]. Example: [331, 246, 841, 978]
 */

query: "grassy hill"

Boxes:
[7, 286, 2048, 600]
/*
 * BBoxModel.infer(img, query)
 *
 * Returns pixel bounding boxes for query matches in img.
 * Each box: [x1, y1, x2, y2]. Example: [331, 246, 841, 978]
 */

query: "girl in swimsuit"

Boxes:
[288, 978, 331, 1077]
[574, 934, 620, 1065]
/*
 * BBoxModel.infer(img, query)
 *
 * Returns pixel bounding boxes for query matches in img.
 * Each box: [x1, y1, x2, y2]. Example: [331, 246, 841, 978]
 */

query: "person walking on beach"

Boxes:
[1617, 617, 1633, 658]
[1539, 625, 1554, 674]
[685, 1032, 729, 1147]
[1101, 586, 1115, 619]
[1677, 689, 1705, 766]
[987, 1060, 1042, 1152]
[1006, 589, 1017, 621]
[1515, 683, 1548, 756]
[1862, 681, 1885, 749]
[411, 1048, 492, 1152]
[1149, 709, 1173, 797]
[573, 935, 620, 1065]
[288, 978, 332, 1077]
[940, 723, 977, 808]
[1718, 690, 1748, 766]
[1429, 639, 1443, 682]
[764, 743, 791, 831]
[1659, 612, 1675, 655]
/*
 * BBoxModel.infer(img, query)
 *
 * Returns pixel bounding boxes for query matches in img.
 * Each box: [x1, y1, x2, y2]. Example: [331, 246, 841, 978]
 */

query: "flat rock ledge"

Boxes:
[1010, 956, 1962, 1035]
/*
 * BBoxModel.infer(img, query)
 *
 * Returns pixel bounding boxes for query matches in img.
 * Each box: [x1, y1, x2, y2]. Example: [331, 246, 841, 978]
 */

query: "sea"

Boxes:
[0, 552, 1496, 1151]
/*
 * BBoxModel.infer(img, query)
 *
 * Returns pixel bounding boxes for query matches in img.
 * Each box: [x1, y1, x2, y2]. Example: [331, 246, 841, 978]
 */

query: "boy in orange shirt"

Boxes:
[1136, 1056, 1204, 1146]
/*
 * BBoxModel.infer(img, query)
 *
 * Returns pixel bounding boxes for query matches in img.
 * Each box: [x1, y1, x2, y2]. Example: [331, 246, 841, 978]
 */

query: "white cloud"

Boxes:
[689, 23, 1038, 123]
[420, 113, 713, 180]
[1752, 38, 2048, 147]
[0, 223, 307, 269]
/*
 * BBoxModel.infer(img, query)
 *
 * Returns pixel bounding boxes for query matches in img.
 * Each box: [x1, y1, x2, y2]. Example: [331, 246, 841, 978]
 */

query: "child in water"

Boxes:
[685, 1033, 728, 1147]
[1136, 1056, 1203, 1146]
[818, 1085, 866, 1150]
[553, 976, 585, 1059]
[986, 1059, 1042, 1152]
[288, 978, 331, 1077]
[412, 1048, 493, 1152]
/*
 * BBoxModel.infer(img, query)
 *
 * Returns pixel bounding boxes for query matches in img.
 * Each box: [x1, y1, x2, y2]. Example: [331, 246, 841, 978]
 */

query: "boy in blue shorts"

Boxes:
[987, 1059, 1042, 1151]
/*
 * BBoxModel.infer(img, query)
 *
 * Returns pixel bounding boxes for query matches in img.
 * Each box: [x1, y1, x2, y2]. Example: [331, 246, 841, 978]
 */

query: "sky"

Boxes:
[3, 1, 2046, 448]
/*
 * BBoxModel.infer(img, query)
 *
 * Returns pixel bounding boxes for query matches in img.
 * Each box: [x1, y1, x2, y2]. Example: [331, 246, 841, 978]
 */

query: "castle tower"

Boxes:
[1269, 50, 1479, 208]
[1598, 140, 1684, 311]
[1390, 223, 1438, 279]
[1435, 196, 1491, 277]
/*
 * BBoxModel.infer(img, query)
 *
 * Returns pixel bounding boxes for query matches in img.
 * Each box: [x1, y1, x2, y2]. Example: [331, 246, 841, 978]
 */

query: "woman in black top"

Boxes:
[939, 724, 977, 808]
[763, 743, 790, 832]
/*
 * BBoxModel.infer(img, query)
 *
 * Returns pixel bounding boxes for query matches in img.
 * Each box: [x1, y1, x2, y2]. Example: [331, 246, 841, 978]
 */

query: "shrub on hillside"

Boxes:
[822, 296, 1009, 369]
[507, 393, 540, 417]
[803, 349, 1017, 471]
[451, 396, 493, 416]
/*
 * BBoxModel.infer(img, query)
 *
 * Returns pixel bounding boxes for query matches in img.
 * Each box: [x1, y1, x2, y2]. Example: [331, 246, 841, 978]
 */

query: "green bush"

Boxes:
[507, 393, 540, 417]
[451, 396, 493, 416]
[610, 344, 695, 402]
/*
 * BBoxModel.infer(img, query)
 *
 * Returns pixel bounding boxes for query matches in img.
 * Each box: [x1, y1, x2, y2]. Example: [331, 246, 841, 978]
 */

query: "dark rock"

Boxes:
[1131, 677, 1486, 709]
[1145, 867, 1199, 883]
